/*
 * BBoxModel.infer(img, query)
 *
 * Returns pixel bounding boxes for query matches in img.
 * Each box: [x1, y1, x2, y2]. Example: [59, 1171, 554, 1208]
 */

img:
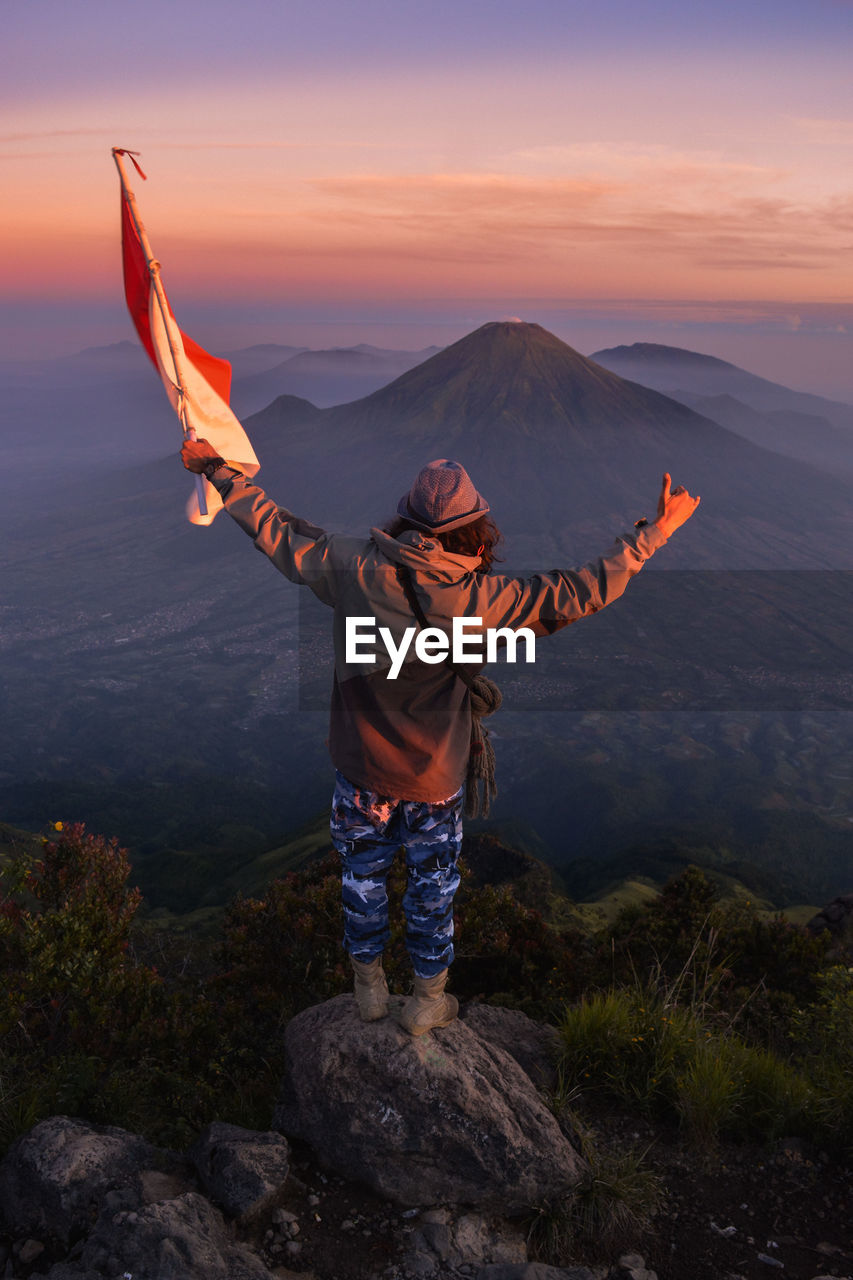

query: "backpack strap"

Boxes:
[394, 563, 501, 817]
[394, 564, 478, 690]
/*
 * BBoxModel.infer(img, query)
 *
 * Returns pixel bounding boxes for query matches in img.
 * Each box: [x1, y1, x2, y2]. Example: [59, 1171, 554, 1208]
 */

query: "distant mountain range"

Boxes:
[0, 340, 441, 477]
[591, 342, 853, 475]
[222, 343, 308, 377]
[244, 321, 853, 568]
[228, 343, 443, 416]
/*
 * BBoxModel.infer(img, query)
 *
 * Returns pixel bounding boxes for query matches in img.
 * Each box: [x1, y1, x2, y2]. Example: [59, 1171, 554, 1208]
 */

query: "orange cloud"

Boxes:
[3, 157, 850, 306]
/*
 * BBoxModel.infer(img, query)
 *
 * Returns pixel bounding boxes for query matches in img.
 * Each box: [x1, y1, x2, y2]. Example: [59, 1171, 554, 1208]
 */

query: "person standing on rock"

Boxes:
[182, 440, 700, 1034]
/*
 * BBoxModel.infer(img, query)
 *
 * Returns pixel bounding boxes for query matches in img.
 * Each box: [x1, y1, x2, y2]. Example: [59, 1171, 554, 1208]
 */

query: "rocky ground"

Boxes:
[579, 1102, 853, 1280]
[3, 1118, 849, 1280]
[226, 1110, 853, 1280]
[0, 999, 850, 1280]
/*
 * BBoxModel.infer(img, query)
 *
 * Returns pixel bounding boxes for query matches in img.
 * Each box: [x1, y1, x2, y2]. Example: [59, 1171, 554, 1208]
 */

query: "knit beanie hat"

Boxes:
[397, 459, 489, 532]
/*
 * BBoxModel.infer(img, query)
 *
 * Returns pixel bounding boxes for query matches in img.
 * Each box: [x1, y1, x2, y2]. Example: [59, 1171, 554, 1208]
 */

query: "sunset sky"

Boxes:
[4, 0, 853, 395]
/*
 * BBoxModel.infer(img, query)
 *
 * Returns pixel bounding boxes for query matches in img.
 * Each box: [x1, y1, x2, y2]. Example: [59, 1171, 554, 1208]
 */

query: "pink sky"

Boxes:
[3, 0, 852, 395]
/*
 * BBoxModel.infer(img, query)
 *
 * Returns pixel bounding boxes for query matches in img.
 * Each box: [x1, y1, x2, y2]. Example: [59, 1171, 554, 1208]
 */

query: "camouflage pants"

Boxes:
[329, 770, 464, 978]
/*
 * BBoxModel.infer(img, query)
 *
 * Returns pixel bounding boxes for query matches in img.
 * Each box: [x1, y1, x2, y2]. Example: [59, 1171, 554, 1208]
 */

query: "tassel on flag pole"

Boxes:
[112, 148, 260, 525]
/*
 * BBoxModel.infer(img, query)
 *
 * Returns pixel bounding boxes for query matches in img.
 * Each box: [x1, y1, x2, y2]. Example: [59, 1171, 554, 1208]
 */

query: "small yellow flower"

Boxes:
[53, 821, 63, 832]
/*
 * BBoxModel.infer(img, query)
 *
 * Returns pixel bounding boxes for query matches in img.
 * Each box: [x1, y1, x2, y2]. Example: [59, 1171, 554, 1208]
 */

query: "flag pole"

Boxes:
[112, 147, 208, 516]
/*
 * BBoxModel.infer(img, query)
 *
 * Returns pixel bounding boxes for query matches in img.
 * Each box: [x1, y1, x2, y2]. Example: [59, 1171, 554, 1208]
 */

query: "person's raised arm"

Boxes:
[478, 471, 700, 636]
[181, 437, 337, 603]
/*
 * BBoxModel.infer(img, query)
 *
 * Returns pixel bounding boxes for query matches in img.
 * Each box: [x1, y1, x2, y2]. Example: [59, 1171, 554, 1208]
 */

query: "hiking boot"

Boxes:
[398, 968, 459, 1036]
[350, 955, 389, 1022]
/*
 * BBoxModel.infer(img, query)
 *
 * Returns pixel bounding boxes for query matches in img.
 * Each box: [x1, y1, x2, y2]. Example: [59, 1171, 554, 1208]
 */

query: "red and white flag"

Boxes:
[115, 148, 259, 525]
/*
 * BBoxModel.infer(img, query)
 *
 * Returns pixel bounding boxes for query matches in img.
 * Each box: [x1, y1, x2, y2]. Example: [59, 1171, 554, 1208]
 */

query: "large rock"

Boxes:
[274, 994, 585, 1212]
[459, 1004, 560, 1091]
[0, 1116, 153, 1246]
[188, 1122, 290, 1222]
[75, 1191, 271, 1280]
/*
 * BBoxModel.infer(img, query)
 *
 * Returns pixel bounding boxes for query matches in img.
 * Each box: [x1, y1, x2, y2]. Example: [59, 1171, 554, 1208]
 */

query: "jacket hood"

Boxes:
[369, 527, 482, 577]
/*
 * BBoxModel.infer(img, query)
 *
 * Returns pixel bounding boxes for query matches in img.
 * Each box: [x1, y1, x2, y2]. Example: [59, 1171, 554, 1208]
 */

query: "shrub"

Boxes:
[673, 1040, 741, 1146]
[607, 868, 830, 1013]
[788, 965, 853, 1151]
[452, 876, 589, 1015]
[0, 823, 275, 1150]
[558, 990, 698, 1118]
[0, 822, 156, 1057]
[528, 1110, 663, 1262]
[217, 853, 351, 1030]
[731, 1043, 814, 1142]
[607, 865, 720, 982]
[557, 980, 822, 1149]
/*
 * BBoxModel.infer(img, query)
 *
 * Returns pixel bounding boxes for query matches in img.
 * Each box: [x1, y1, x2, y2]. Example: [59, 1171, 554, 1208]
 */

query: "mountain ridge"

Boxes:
[591, 340, 853, 470]
[593, 340, 853, 410]
[243, 320, 853, 568]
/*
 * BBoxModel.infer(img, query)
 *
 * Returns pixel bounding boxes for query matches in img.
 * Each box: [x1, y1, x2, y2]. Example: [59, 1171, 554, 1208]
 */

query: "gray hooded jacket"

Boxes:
[211, 470, 667, 801]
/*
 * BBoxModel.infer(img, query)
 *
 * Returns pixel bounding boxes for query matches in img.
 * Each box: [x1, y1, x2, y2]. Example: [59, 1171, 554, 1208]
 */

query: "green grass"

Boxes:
[556, 982, 841, 1150]
[527, 1111, 664, 1262]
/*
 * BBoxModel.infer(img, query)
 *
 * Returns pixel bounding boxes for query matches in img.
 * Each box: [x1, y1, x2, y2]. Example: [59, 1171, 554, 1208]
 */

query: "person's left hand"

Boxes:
[654, 472, 700, 537]
[181, 437, 221, 473]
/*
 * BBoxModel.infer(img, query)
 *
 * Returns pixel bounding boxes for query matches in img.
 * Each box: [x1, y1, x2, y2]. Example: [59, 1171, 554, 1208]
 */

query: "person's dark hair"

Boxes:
[385, 514, 504, 572]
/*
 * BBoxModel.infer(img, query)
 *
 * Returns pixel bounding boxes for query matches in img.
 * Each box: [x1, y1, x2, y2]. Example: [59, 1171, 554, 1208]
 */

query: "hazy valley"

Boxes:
[1, 322, 851, 916]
